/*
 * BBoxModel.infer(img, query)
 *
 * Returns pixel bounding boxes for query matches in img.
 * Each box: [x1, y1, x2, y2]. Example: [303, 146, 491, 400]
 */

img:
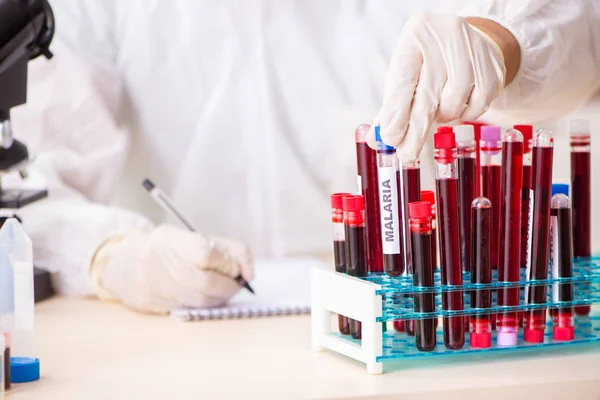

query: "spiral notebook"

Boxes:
[171, 257, 318, 322]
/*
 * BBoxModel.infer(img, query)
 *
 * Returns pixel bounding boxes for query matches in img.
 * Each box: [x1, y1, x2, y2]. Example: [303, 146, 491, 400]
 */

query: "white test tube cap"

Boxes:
[496, 331, 518, 346]
[569, 119, 590, 134]
[453, 125, 474, 142]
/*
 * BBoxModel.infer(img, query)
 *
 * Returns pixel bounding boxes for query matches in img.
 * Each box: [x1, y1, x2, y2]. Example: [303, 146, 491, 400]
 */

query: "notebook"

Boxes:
[170, 257, 320, 322]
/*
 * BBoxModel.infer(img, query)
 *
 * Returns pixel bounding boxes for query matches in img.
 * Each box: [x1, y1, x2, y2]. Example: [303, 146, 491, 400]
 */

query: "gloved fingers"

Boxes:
[212, 236, 254, 282]
[373, 23, 424, 148]
[171, 269, 241, 308]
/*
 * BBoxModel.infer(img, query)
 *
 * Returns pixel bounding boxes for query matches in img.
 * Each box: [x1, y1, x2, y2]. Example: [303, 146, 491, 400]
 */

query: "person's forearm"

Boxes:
[466, 17, 521, 87]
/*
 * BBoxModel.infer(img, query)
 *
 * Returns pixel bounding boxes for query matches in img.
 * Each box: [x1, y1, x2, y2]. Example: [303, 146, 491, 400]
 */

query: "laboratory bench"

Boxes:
[7, 297, 600, 399]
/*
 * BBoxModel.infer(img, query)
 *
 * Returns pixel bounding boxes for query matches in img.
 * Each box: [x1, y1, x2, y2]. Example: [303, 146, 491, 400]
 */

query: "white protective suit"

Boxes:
[9, 0, 600, 299]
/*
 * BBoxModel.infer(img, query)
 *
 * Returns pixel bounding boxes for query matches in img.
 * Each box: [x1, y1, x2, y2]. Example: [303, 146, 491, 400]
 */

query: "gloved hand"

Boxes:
[370, 14, 507, 162]
[90, 225, 254, 314]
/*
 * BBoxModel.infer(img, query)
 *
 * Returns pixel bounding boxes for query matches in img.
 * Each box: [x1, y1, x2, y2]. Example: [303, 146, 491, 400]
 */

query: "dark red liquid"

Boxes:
[436, 178, 465, 350]
[471, 205, 492, 339]
[525, 147, 553, 339]
[4, 346, 10, 390]
[406, 320, 415, 336]
[402, 167, 422, 273]
[432, 226, 438, 268]
[381, 170, 407, 277]
[334, 240, 350, 335]
[356, 142, 384, 273]
[411, 230, 436, 351]
[520, 164, 532, 268]
[552, 206, 574, 339]
[481, 165, 501, 270]
[458, 157, 476, 272]
[571, 150, 591, 316]
[345, 224, 367, 339]
[393, 320, 405, 332]
[498, 141, 523, 333]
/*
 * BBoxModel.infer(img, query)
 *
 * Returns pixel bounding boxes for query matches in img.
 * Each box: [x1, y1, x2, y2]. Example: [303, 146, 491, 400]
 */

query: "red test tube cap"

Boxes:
[470, 332, 491, 349]
[553, 325, 574, 341]
[421, 190, 435, 205]
[433, 132, 456, 150]
[436, 126, 453, 134]
[409, 201, 432, 219]
[342, 195, 365, 211]
[524, 328, 545, 344]
[331, 193, 352, 209]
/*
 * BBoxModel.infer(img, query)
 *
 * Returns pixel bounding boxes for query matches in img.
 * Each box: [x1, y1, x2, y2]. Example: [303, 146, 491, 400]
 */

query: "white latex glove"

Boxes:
[370, 14, 506, 163]
[90, 225, 254, 314]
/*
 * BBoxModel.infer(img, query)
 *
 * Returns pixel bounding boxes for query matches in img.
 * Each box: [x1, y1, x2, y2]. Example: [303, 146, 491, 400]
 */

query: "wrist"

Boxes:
[465, 17, 521, 86]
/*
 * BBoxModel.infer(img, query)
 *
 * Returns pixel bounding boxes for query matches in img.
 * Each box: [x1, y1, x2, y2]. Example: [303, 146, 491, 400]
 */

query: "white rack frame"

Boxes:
[311, 266, 384, 374]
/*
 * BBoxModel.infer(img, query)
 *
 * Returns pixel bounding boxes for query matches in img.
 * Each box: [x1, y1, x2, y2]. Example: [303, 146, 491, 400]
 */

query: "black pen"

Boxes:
[142, 178, 255, 294]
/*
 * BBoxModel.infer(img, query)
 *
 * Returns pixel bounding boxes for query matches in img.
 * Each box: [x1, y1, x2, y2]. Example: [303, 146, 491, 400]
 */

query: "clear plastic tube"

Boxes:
[524, 129, 554, 343]
[496, 129, 524, 347]
[434, 127, 464, 350]
[421, 190, 437, 269]
[480, 126, 502, 271]
[331, 193, 352, 335]
[514, 125, 533, 270]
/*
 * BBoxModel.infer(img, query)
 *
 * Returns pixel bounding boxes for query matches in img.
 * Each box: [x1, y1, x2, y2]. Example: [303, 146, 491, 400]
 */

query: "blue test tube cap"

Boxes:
[375, 126, 395, 151]
[552, 183, 569, 197]
[11, 357, 40, 383]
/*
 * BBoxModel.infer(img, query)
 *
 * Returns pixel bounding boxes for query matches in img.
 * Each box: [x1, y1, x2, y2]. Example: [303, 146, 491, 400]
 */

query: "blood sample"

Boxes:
[524, 129, 554, 343]
[355, 124, 384, 273]
[331, 193, 352, 335]
[470, 197, 493, 348]
[375, 127, 404, 277]
[570, 119, 591, 316]
[514, 125, 533, 270]
[496, 129, 524, 347]
[461, 121, 487, 197]
[434, 127, 465, 350]
[1, 331, 8, 390]
[454, 125, 477, 273]
[480, 126, 502, 270]
[421, 191, 437, 268]
[548, 184, 569, 319]
[343, 195, 368, 340]
[550, 194, 575, 341]
[409, 201, 437, 351]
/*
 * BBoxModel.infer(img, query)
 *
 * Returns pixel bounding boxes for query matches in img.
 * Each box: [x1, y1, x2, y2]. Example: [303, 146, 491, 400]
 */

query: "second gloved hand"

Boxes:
[91, 225, 254, 314]
[371, 14, 507, 162]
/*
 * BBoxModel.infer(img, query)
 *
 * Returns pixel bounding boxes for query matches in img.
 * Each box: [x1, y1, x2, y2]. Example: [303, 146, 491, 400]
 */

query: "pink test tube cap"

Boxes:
[523, 328, 545, 344]
[470, 332, 491, 349]
[480, 126, 501, 143]
[553, 326, 574, 341]
[496, 331, 518, 346]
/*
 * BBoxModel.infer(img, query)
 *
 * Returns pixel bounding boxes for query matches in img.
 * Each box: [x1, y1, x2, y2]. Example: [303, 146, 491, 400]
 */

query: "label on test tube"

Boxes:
[525, 189, 534, 302]
[377, 166, 401, 254]
[332, 223, 344, 242]
[551, 214, 559, 302]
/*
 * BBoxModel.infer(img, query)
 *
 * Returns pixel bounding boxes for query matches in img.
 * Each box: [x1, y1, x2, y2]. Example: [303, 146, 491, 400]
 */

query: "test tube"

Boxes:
[421, 191, 437, 269]
[550, 194, 575, 341]
[409, 201, 436, 352]
[343, 195, 368, 339]
[480, 126, 502, 270]
[548, 184, 569, 320]
[570, 119, 591, 316]
[454, 125, 477, 273]
[374, 127, 404, 277]
[331, 193, 352, 335]
[514, 124, 534, 270]
[434, 126, 465, 350]
[1, 333, 7, 391]
[470, 197, 492, 348]
[524, 129, 554, 343]
[496, 129, 524, 347]
[355, 125, 384, 273]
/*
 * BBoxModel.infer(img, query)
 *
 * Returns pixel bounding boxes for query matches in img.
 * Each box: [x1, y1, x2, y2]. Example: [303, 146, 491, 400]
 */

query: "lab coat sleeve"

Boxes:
[10, 38, 153, 296]
[460, 0, 600, 123]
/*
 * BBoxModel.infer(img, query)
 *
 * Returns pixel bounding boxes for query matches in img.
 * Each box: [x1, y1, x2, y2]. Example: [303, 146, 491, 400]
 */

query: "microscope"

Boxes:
[0, 0, 54, 208]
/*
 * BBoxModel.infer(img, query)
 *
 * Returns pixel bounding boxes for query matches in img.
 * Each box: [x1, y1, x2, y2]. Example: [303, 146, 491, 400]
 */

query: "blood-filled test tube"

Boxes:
[409, 201, 437, 351]
[1, 331, 8, 390]
[470, 197, 493, 348]
[421, 191, 437, 269]
[480, 126, 502, 270]
[550, 194, 575, 341]
[355, 125, 384, 273]
[496, 129, 524, 346]
[570, 119, 591, 316]
[514, 125, 533, 270]
[331, 193, 352, 335]
[343, 195, 368, 340]
[434, 127, 465, 350]
[524, 129, 554, 343]
[375, 127, 404, 277]
[454, 125, 477, 273]
[461, 121, 487, 197]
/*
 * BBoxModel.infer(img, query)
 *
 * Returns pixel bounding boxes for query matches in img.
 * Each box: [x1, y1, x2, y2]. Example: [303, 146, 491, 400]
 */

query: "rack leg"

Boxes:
[362, 318, 383, 375]
[311, 303, 330, 352]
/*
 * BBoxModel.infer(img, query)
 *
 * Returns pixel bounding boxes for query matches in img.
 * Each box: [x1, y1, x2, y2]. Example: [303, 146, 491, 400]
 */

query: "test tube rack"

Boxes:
[311, 257, 600, 374]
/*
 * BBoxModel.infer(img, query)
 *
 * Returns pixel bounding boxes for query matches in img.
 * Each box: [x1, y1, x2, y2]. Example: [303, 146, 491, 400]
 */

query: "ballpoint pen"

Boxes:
[142, 178, 255, 294]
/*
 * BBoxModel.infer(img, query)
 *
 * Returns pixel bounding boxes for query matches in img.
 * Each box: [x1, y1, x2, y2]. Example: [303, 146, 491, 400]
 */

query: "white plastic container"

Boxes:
[0, 219, 34, 359]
